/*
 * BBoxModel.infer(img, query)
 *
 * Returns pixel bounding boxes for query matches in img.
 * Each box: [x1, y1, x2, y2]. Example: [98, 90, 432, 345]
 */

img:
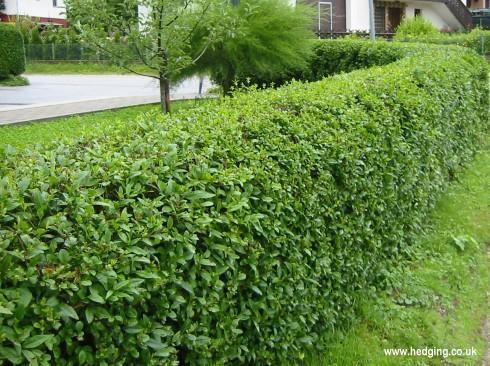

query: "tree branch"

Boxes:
[91, 40, 159, 79]
[182, 0, 212, 44]
[164, 0, 192, 27]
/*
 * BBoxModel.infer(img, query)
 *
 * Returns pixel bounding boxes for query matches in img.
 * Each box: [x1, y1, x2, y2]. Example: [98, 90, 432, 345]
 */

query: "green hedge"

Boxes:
[0, 23, 26, 79]
[394, 28, 490, 57]
[237, 40, 428, 88]
[306, 40, 408, 80]
[0, 41, 488, 365]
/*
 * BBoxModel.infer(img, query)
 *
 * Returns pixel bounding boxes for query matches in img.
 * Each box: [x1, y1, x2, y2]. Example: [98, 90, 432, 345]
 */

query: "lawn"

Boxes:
[307, 135, 490, 366]
[25, 62, 156, 75]
[0, 99, 205, 150]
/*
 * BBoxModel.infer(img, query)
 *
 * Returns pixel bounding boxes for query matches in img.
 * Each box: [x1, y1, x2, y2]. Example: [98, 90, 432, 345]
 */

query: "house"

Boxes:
[307, 0, 473, 35]
[0, 0, 67, 26]
[466, 0, 489, 9]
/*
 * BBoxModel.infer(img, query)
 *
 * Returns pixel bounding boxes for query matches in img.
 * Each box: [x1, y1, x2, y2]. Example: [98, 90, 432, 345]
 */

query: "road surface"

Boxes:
[0, 75, 212, 124]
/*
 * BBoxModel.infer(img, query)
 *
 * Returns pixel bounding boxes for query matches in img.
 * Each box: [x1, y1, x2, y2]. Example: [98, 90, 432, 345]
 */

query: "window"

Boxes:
[414, 9, 422, 17]
[318, 2, 333, 34]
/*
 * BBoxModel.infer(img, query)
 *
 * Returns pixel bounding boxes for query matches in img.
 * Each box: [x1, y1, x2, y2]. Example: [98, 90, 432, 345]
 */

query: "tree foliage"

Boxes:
[186, 0, 314, 94]
[66, 0, 226, 113]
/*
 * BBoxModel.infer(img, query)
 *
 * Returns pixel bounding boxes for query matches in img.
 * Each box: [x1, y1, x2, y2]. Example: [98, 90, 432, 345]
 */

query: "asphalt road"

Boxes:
[0, 75, 212, 110]
[0, 75, 213, 124]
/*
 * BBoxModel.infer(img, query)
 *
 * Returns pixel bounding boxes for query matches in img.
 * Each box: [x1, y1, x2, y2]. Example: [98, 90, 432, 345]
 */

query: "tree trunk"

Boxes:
[222, 77, 232, 96]
[222, 64, 235, 96]
[159, 77, 171, 114]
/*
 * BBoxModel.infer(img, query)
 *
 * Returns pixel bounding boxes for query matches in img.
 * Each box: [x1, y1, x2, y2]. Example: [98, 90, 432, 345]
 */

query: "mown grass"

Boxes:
[0, 99, 206, 149]
[0, 75, 29, 86]
[25, 62, 156, 75]
[306, 136, 490, 366]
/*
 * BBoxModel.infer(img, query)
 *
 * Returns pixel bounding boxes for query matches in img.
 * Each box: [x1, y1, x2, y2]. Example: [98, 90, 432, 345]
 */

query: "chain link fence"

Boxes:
[25, 44, 113, 62]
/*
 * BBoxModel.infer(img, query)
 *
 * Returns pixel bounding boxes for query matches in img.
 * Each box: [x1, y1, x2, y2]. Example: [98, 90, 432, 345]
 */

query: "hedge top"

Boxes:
[0, 40, 488, 365]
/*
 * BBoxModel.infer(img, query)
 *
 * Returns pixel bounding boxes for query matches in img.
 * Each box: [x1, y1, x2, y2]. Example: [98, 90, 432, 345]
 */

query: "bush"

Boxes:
[306, 40, 408, 80]
[0, 41, 488, 365]
[0, 23, 26, 79]
[395, 27, 490, 56]
[394, 16, 439, 37]
[186, 0, 314, 94]
[238, 40, 417, 89]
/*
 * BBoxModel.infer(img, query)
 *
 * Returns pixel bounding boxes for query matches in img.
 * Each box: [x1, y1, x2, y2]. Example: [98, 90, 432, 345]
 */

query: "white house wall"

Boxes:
[346, 0, 370, 31]
[345, 0, 464, 32]
[404, 2, 463, 30]
[3, 0, 66, 19]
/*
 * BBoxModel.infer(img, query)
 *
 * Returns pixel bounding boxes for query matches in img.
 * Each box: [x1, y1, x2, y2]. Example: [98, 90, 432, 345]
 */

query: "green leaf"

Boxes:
[58, 249, 71, 264]
[200, 258, 216, 267]
[23, 334, 53, 349]
[0, 306, 12, 315]
[88, 288, 105, 304]
[85, 307, 94, 324]
[59, 303, 79, 320]
[74, 171, 96, 187]
[0, 346, 22, 364]
[79, 349, 90, 364]
[17, 288, 32, 308]
[176, 280, 194, 295]
[185, 190, 215, 201]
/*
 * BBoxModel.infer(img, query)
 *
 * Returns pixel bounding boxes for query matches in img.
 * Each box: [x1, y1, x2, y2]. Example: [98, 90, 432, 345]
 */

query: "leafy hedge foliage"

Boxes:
[395, 28, 490, 56]
[0, 41, 488, 365]
[305, 40, 409, 80]
[0, 23, 26, 79]
[234, 40, 407, 89]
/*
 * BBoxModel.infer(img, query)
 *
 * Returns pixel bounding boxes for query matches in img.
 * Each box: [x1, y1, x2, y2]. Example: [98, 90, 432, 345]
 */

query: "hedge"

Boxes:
[0, 23, 26, 79]
[394, 28, 490, 57]
[305, 40, 409, 80]
[0, 41, 488, 365]
[238, 40, 430, 88]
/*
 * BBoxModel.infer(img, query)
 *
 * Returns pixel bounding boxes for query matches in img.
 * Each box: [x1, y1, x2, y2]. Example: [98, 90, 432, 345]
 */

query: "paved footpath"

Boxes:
[0, 75, 212, 125]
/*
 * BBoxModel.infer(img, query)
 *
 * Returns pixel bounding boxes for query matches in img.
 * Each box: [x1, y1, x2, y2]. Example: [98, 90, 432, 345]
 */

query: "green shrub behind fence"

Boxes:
[394, 28, 490, 56]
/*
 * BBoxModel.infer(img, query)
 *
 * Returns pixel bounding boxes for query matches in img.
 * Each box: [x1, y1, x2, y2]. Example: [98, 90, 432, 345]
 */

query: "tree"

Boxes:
[0, 0, 5, 11]
[66, 0, 225, 113]
[186, 0, 314, 95]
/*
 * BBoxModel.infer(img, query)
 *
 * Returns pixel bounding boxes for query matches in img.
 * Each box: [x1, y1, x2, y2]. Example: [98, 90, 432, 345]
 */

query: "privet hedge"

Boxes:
[0, 41, 488, 365]
[395, 28, 490, 57]
[306, 40, 408, 79]
[239, 40, 423, 88]
[0, 23, 26, 79]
